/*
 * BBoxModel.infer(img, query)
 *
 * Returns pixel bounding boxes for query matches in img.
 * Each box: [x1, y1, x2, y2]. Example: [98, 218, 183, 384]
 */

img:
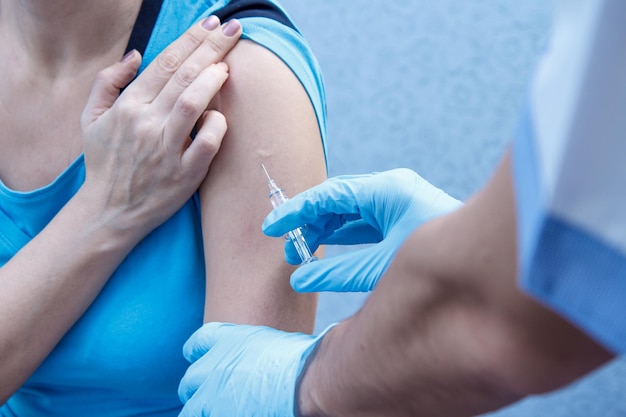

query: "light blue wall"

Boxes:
[282, 1, 549, 198]
[278, 1, 626, 416]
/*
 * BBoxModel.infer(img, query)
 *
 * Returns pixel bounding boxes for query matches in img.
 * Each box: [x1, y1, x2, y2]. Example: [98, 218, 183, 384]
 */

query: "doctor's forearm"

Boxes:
[296, 154, 612, 417]
[297, 221, 523, 417]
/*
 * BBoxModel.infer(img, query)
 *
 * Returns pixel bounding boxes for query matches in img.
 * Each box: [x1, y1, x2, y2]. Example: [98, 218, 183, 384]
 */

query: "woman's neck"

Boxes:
[0, 0, 143, 77]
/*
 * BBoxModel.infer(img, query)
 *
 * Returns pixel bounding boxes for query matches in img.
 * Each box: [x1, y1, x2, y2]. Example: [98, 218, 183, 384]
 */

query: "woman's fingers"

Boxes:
[80, 50, 141, 128]
[79, 17, 240, 234]
[163, 62, 229, 150]
[126, 16, 241, 104]
[182, 110, 227, 179]
[152, 18, 241, 112]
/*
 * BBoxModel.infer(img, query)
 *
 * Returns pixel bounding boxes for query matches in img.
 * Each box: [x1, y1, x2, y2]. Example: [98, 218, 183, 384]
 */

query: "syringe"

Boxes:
[262, 163, 317, 265]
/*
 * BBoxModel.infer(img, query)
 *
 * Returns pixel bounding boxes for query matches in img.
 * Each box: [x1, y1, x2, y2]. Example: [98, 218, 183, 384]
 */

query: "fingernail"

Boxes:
[120, 49, 136, 63]
[222, 19, 241, 37]
[202, 15, 220, 31]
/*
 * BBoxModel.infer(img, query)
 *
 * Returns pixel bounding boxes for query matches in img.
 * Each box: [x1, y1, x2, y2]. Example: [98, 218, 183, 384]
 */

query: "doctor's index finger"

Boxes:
[125, 16, 241, 102]
[262, 181, 367, 237]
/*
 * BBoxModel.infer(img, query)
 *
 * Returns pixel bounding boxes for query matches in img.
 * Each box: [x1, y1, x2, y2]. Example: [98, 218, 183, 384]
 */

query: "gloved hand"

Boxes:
[262, 168, 461, 292]
[178, 322, 334, 417]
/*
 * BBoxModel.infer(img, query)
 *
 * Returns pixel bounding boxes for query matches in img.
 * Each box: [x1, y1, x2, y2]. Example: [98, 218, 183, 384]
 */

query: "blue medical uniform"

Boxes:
[0, 1, 327, 415]
[513, 0, 626, 353]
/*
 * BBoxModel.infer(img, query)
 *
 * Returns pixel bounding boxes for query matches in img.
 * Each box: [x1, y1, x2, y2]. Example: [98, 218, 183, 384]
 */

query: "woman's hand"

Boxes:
[0, 17, 242, 402]
[80, 16, 242, 238]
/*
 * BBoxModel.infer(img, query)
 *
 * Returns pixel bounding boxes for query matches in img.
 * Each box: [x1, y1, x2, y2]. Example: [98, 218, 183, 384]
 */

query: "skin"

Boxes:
[200, 39, 325, 331]
[0, 0, 322, 403]
[297, 153, 614, 417]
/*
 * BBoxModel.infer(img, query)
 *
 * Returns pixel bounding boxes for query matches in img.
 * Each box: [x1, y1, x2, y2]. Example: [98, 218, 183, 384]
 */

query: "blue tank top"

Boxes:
[0, 1, 327, 415]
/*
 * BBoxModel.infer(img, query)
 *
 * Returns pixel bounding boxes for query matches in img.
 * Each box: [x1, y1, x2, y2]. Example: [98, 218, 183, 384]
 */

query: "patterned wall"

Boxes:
[278, 1, 626, 416]
[282, 1, 550, 199]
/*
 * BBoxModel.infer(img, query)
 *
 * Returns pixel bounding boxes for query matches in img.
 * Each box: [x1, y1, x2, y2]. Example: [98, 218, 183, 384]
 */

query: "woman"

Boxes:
[0, 0, 327, 415]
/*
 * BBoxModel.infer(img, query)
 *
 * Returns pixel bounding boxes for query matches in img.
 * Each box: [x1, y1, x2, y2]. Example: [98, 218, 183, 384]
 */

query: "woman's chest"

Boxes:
[0, 81, 89, 192]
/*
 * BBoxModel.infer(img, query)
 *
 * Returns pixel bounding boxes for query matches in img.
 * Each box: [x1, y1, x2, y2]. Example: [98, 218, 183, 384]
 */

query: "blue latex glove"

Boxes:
[262, 168, 461, 292]
[178, 322, 333, 417]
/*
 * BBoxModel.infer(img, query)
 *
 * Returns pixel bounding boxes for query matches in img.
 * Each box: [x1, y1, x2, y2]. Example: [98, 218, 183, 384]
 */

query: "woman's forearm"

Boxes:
[0, 188, 147, 401]
[0, 17, 241, 403]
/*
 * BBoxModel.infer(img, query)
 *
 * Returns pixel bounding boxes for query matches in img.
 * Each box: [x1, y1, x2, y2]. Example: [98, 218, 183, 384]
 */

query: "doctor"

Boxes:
[177, 0, 626, 416]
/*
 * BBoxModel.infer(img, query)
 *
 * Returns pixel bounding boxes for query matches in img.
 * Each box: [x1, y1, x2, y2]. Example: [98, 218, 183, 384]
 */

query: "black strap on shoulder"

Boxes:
[213, 0, 296, 31]
[124, 0, 165, 56]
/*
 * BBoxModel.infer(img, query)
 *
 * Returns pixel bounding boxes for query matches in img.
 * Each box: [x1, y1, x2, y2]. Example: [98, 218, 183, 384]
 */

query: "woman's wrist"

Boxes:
[70, 186, 147, 253]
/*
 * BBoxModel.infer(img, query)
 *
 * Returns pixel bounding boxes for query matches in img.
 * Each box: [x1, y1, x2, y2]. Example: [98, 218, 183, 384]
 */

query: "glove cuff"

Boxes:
[293, 324, 338, 417]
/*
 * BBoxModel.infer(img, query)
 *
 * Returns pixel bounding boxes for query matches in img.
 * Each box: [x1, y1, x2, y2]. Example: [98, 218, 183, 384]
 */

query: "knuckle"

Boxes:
[114, 101, 145, 128]
[92, 69, 119, 95]
[94, 68, 112, 84]
[183, 27, 207, 50]
[156, 51, 182, 75]
[196, 112, 227, 153]
[176, 94, 203, 117]
[175, 64, 201, 88]
[197, 132, 221, 155]
[133, 116, 158, 139]
[200, 35, 226, 58]
[114, 97, 136, 115]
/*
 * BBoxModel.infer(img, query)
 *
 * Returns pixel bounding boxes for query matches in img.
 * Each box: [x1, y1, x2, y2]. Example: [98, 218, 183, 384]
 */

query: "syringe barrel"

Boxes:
[266, 184, 316, 264]
[287, 227, 316, 264]
[269, 187, 289, 209]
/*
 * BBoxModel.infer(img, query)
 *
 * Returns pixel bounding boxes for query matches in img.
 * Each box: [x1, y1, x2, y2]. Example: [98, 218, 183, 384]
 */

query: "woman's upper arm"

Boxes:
[199, 39, 326, 333]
